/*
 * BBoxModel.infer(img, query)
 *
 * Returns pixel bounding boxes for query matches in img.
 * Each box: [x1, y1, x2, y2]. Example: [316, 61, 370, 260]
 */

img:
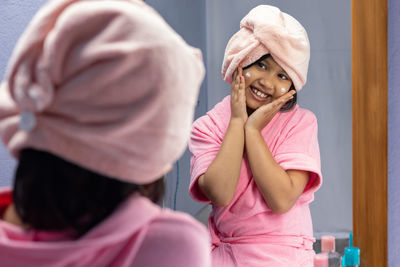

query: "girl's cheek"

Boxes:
[244, 72, 251, 88]
[279, 81, 291, 95]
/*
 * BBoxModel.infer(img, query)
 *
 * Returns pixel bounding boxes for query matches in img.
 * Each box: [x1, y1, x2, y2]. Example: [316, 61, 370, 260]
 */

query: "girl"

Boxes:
[0, 0, 210, 266]
[189, 5, 322, 267]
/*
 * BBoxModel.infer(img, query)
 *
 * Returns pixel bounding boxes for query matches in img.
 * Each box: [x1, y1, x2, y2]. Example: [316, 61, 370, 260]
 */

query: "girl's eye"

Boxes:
[257, 62, 266, 69]
[279, 74, 288, 80]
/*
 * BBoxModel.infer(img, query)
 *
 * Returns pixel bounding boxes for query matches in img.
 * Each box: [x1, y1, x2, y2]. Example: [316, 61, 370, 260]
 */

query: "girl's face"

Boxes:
[243, 56, 293, 110]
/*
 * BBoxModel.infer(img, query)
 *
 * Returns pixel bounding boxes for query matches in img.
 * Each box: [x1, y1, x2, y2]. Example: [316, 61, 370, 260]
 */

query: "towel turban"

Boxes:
[222, 5, 310, 91]
[0, 0, 205, 184]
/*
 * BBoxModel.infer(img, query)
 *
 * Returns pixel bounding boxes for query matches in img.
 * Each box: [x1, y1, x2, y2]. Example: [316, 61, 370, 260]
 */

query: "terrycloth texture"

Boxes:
[222, 5, 310, 91]
[189, 96, 322, 267]
[0, 188, 211, 267]
[0, 0, 205, 184]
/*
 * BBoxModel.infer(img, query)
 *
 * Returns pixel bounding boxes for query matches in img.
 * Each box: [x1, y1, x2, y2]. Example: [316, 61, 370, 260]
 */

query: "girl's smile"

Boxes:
[243, 55, 293, 110]
[249, 85, 271, 100]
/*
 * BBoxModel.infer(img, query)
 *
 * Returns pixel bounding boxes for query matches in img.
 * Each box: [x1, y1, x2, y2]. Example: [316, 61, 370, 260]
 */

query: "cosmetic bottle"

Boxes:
[314, 252, 329, 267]
[314, 235, 342, 267]
[321, 235, 342, 267]
[342, 233, 360, 267]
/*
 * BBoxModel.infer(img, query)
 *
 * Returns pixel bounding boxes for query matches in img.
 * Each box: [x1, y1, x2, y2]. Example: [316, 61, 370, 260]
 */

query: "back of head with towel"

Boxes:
[0, 0, 210, 266]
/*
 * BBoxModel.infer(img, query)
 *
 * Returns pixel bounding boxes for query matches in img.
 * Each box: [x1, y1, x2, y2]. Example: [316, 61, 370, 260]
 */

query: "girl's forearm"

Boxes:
[198, 118, 245, 206]
[244, 127, 308, 214]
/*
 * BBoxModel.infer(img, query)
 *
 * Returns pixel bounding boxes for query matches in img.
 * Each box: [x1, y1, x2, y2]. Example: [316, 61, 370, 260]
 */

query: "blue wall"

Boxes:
[388, 0, 400, 265]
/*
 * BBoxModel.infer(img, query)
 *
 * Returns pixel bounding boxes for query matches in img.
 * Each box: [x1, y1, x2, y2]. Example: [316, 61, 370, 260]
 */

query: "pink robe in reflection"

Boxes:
[189, 96, 322, 267]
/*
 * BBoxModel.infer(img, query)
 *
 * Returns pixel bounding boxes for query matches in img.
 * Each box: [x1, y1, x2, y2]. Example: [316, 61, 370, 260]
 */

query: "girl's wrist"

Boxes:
[244, 124, 262, 135]
[229, 117, 246, 127]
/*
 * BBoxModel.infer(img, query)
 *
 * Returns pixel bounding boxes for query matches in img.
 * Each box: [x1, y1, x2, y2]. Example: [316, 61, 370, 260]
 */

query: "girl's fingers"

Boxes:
[239, 76, 245, 90]
[237, 67, 245, 91]
[278, 91, 295, 104]
[231, 72, 238, 91]
[232, 83, 238, 100]
[234, 67, 241, 83]
[232, 68, 243, 91]
[232, 69, 238, 81]
[234, 80, 239, 92]
[232, 67, 245, 104]
[269, 91, 294, 111]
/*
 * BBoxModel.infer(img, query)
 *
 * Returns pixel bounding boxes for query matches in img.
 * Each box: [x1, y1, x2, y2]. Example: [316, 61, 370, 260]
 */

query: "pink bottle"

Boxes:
[314, 235, 342, 267]
[314, 253, 329, 267]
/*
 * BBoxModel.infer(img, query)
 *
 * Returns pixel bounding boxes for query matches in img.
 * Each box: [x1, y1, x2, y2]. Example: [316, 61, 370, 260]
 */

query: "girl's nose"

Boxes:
[259, 76, 274, 90]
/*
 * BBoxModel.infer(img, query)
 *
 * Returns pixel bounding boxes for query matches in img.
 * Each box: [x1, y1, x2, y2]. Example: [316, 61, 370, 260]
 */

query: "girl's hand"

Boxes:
[245, 90, 295, 132]
[230, 67, 247, 124]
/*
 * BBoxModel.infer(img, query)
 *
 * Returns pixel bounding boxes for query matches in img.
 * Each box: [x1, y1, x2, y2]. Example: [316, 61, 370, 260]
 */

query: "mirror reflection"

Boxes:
[152, 0, 352, 264]
[0, 0, 352, 266]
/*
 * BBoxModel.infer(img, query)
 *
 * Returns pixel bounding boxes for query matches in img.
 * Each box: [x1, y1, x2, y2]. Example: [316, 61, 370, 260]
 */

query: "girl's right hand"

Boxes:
[230, 67, 247, 124]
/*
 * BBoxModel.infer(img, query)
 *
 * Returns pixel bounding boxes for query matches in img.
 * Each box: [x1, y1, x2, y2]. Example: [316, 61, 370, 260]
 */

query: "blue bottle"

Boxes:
[342, 233, 360, 267]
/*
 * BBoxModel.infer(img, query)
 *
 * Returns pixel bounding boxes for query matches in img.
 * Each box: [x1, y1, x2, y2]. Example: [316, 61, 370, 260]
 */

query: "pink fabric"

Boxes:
[222, 5, 310, 91]
[189, 96, 322, 267]
[0, 0, 205, 184]
[0, 188, 211, 267]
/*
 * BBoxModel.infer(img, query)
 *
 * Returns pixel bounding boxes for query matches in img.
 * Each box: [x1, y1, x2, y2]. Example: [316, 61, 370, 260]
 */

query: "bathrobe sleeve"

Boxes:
[188, 113, 225, 203]
[273, 109, 322, 201]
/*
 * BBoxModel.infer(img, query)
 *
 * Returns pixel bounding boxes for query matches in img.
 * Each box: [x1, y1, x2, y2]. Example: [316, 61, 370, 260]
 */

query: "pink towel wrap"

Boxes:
[0, 0, 205, 184]
[222, 5, 310, 91]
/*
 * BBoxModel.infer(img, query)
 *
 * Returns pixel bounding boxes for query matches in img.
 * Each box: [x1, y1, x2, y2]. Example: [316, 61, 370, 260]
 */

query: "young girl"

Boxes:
[189, 5, 322, 267]
[0, 0, 210, 266]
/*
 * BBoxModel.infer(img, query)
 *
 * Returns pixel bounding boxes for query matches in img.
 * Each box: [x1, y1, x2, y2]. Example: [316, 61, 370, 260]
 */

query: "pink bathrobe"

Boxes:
[0, 188, 211, 267]
[189, 96, 322, 267]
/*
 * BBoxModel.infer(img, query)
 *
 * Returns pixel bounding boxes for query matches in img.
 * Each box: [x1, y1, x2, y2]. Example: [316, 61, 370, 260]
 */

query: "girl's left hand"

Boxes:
[245, 91, 296, 132]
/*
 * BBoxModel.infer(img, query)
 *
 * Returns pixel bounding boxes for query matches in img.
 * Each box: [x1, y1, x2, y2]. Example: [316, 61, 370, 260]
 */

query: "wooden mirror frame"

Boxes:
[353, 0, 387, 266]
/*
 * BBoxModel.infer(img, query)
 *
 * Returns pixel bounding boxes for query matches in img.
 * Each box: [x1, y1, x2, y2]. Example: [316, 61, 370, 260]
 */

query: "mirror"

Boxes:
[149, 0, 352, 255]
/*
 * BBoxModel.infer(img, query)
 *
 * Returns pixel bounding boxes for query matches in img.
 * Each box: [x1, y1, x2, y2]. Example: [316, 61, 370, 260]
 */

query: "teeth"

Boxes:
[251, 87, 269, 98]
